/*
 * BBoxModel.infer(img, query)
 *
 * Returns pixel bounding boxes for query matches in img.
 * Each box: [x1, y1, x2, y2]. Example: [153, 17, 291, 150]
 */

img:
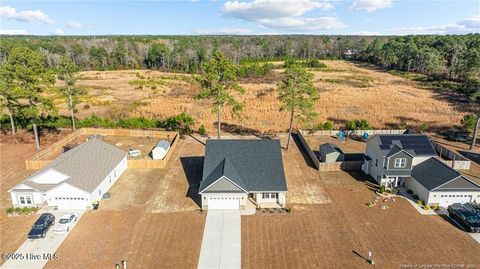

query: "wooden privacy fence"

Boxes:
[296, 129, 320, 169]
[25, 128, 179, 170]
[431, 141, 471, 170]
[318, 161, 364, 172]
[298, 129, 406, 136]
[297, 129, 364, 172]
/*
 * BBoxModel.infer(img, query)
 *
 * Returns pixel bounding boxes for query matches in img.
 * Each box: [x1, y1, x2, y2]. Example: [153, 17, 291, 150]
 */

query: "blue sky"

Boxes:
[1, 0, 479, 35]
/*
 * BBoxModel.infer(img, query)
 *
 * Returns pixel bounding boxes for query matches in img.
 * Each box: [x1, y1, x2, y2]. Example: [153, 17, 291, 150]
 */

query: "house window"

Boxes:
[394, 158, 407, 168]
[18, 195, 33, 205]
[262, 193, 278, 199]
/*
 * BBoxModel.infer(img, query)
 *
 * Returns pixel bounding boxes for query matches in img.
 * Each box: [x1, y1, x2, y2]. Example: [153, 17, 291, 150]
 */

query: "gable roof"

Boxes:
[435, 176, 480, 191]
[14, 138, 126, 193]
[155, 140, 170, 150]
[199, 139, 287, 193]
[320, 143, 343, 155]
[374, 134, 437, 157]
[411, 158, 479, 191]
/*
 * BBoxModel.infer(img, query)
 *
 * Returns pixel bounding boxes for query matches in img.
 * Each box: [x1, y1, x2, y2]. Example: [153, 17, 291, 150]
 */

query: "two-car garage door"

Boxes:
[439, 194, 473, 207]
[208, 197, 240, 210]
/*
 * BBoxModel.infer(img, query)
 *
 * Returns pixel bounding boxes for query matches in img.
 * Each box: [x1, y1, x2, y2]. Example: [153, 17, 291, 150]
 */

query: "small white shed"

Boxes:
[151, 140, 171, 160]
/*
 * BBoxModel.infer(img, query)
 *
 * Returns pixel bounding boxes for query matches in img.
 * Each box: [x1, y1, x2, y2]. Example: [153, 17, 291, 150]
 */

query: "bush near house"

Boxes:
[378, 185, 385, 194]
[412, 194, 419, 200]
[417, 200, 424, 206]
[406, 189, 413, 194]
[6, 207, 37, 215]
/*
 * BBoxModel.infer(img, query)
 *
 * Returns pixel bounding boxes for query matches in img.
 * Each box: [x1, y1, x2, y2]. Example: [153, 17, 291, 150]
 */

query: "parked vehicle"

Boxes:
[53, 213, 78, 234]
[446, 132, 470, 143]
[447, 203, 480, 233]
[28, 213, 55, 239]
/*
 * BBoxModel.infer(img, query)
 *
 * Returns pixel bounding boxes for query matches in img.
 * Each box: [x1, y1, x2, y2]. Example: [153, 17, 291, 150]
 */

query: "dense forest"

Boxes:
[0, 34, 479, 101]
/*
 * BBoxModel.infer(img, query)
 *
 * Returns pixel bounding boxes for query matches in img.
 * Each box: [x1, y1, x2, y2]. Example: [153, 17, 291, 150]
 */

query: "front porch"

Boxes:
[248, 192, 286, 209]
[381, 176, 406, 189]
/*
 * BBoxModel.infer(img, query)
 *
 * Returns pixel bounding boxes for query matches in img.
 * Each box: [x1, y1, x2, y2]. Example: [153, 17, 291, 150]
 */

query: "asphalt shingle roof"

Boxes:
[21, 138, 126, 193]
[199, 139, 287, 193]
[411, 158, 463, 191]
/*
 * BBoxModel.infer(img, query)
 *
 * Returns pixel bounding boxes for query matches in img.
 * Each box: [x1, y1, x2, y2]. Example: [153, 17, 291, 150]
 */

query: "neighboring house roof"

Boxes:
[411, 158, 480, 191]
[374, 134, 437, 157]
[154, 140, 170, 150]
[320, 143, 344, 155]
[199, 140, 287, 193]
[12, 138, 126, 194]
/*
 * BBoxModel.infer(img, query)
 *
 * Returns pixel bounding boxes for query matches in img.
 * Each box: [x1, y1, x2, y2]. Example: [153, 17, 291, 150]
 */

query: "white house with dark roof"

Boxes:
[363, 134, 480, 206]
[9, 138, 127, 209]
[199, 139, 287, 210]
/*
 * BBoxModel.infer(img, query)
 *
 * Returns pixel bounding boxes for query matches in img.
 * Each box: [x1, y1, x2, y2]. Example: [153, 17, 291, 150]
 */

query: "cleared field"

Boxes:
[61, 60, 477, 133]
[243, 171, 480, 269]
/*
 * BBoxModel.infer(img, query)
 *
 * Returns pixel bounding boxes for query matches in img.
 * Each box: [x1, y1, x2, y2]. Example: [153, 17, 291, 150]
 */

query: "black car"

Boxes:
[447, 203, 480, 233]
[28, 213, 55, 239]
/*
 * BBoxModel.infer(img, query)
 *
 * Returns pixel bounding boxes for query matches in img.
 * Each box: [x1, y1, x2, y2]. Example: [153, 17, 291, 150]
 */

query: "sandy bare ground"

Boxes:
[243, 170, 480, 269]
[62, 61, 477, 134]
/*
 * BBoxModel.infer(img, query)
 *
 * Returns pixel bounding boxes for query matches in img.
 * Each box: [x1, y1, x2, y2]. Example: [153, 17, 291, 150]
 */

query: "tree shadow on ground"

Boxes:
[180, 156, 204, 208]
[291, 133, 318, 170]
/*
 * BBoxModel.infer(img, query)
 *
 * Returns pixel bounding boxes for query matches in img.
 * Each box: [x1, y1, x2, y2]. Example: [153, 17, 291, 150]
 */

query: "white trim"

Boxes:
[431, 175, 480, 191]
[8, 183, 41, 193]
[44, 182, 91, 196]
[199, 176, 248, 194]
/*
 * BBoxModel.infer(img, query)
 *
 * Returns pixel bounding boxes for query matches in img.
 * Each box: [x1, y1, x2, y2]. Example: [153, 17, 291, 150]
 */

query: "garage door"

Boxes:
[49, 198, 88, 209]
[439, 194, 472, 207]
[208, 197, 240, 210]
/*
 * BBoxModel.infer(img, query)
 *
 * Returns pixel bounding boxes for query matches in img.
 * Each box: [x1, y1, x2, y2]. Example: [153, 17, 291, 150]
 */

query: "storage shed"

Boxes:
[151, 140, 171, 160]
[319, 143, 344, 163]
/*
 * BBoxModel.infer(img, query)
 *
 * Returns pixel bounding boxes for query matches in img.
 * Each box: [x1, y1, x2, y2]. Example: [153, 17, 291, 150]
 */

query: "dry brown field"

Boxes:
[57, 60, 477, 134]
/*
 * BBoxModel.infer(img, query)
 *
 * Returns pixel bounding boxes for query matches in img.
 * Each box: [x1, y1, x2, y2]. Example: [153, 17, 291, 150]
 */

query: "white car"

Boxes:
[53, 213, 78, 234]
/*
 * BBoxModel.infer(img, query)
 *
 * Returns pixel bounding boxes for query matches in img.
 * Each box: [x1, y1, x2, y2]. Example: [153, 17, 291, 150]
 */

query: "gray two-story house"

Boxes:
[363, 134, 480, 206]
[362, 134, 436, 188]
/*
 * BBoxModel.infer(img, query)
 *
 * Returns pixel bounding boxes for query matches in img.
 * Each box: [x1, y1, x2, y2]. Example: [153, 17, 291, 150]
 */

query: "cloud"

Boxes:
[0, 5, 53, 24]
[0, 29, 28, 35]
[66, 20, 90, 29]
[349, 0, 393, 12]
[221, 0, 343, 31]
[193, 28, 253, 35]
[391, 15, 480, 35]
[51, 28, 64, 35]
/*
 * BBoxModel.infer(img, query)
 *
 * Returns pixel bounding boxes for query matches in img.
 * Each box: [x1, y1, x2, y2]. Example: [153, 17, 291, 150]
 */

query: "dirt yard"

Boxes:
[58, 60, 476, 133]
[102, 135, 172, 160]
[243, 169, 480, 268]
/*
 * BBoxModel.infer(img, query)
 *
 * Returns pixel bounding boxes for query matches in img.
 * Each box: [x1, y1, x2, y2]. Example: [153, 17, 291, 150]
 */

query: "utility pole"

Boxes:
[471, 116, 479, 150]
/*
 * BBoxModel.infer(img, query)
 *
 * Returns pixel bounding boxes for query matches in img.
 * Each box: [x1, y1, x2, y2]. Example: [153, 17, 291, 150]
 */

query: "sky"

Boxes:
[0, 0, 479, 36]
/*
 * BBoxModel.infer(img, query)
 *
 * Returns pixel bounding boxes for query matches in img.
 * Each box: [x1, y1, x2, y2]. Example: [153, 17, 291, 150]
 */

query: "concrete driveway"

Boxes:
[197, 210, 241, 269]
[1, 210, 84, 269]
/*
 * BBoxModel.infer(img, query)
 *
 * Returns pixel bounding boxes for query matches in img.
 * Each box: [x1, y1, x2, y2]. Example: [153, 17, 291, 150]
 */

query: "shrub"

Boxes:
[378, 185, 385, 194]
[417, 200, 424, 206]
[461, 114, 478, 135]
[14, 207, 22, 213]
[323, 121, 334, 130]
[412, 194, 419, 200]
[78, 113, 116, 128]
[303, 59, 327, 68]
[345, 119, 371, 130]
[165, 112, 195, 136]
[406, 189, 413, 194]
[424, 205, 430, 210]
[6, 208, 14, 214]
[430, 205, 439, 210]
[198, 124, 206, 135]
[286, 207, 292, 213]
[419, 123, 429, 133]
[116, 117, 159, 129]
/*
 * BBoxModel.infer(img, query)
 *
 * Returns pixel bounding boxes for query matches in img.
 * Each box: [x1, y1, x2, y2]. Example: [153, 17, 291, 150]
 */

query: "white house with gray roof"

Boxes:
[8, 138, 127, 209]
[363, 134, 480, 206]
[199, 140, 287, 210]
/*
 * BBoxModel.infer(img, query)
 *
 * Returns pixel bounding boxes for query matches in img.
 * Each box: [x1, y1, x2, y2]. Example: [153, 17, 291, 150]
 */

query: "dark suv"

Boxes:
[447, 203, 480, 233]
[28, 213, 55, 239]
